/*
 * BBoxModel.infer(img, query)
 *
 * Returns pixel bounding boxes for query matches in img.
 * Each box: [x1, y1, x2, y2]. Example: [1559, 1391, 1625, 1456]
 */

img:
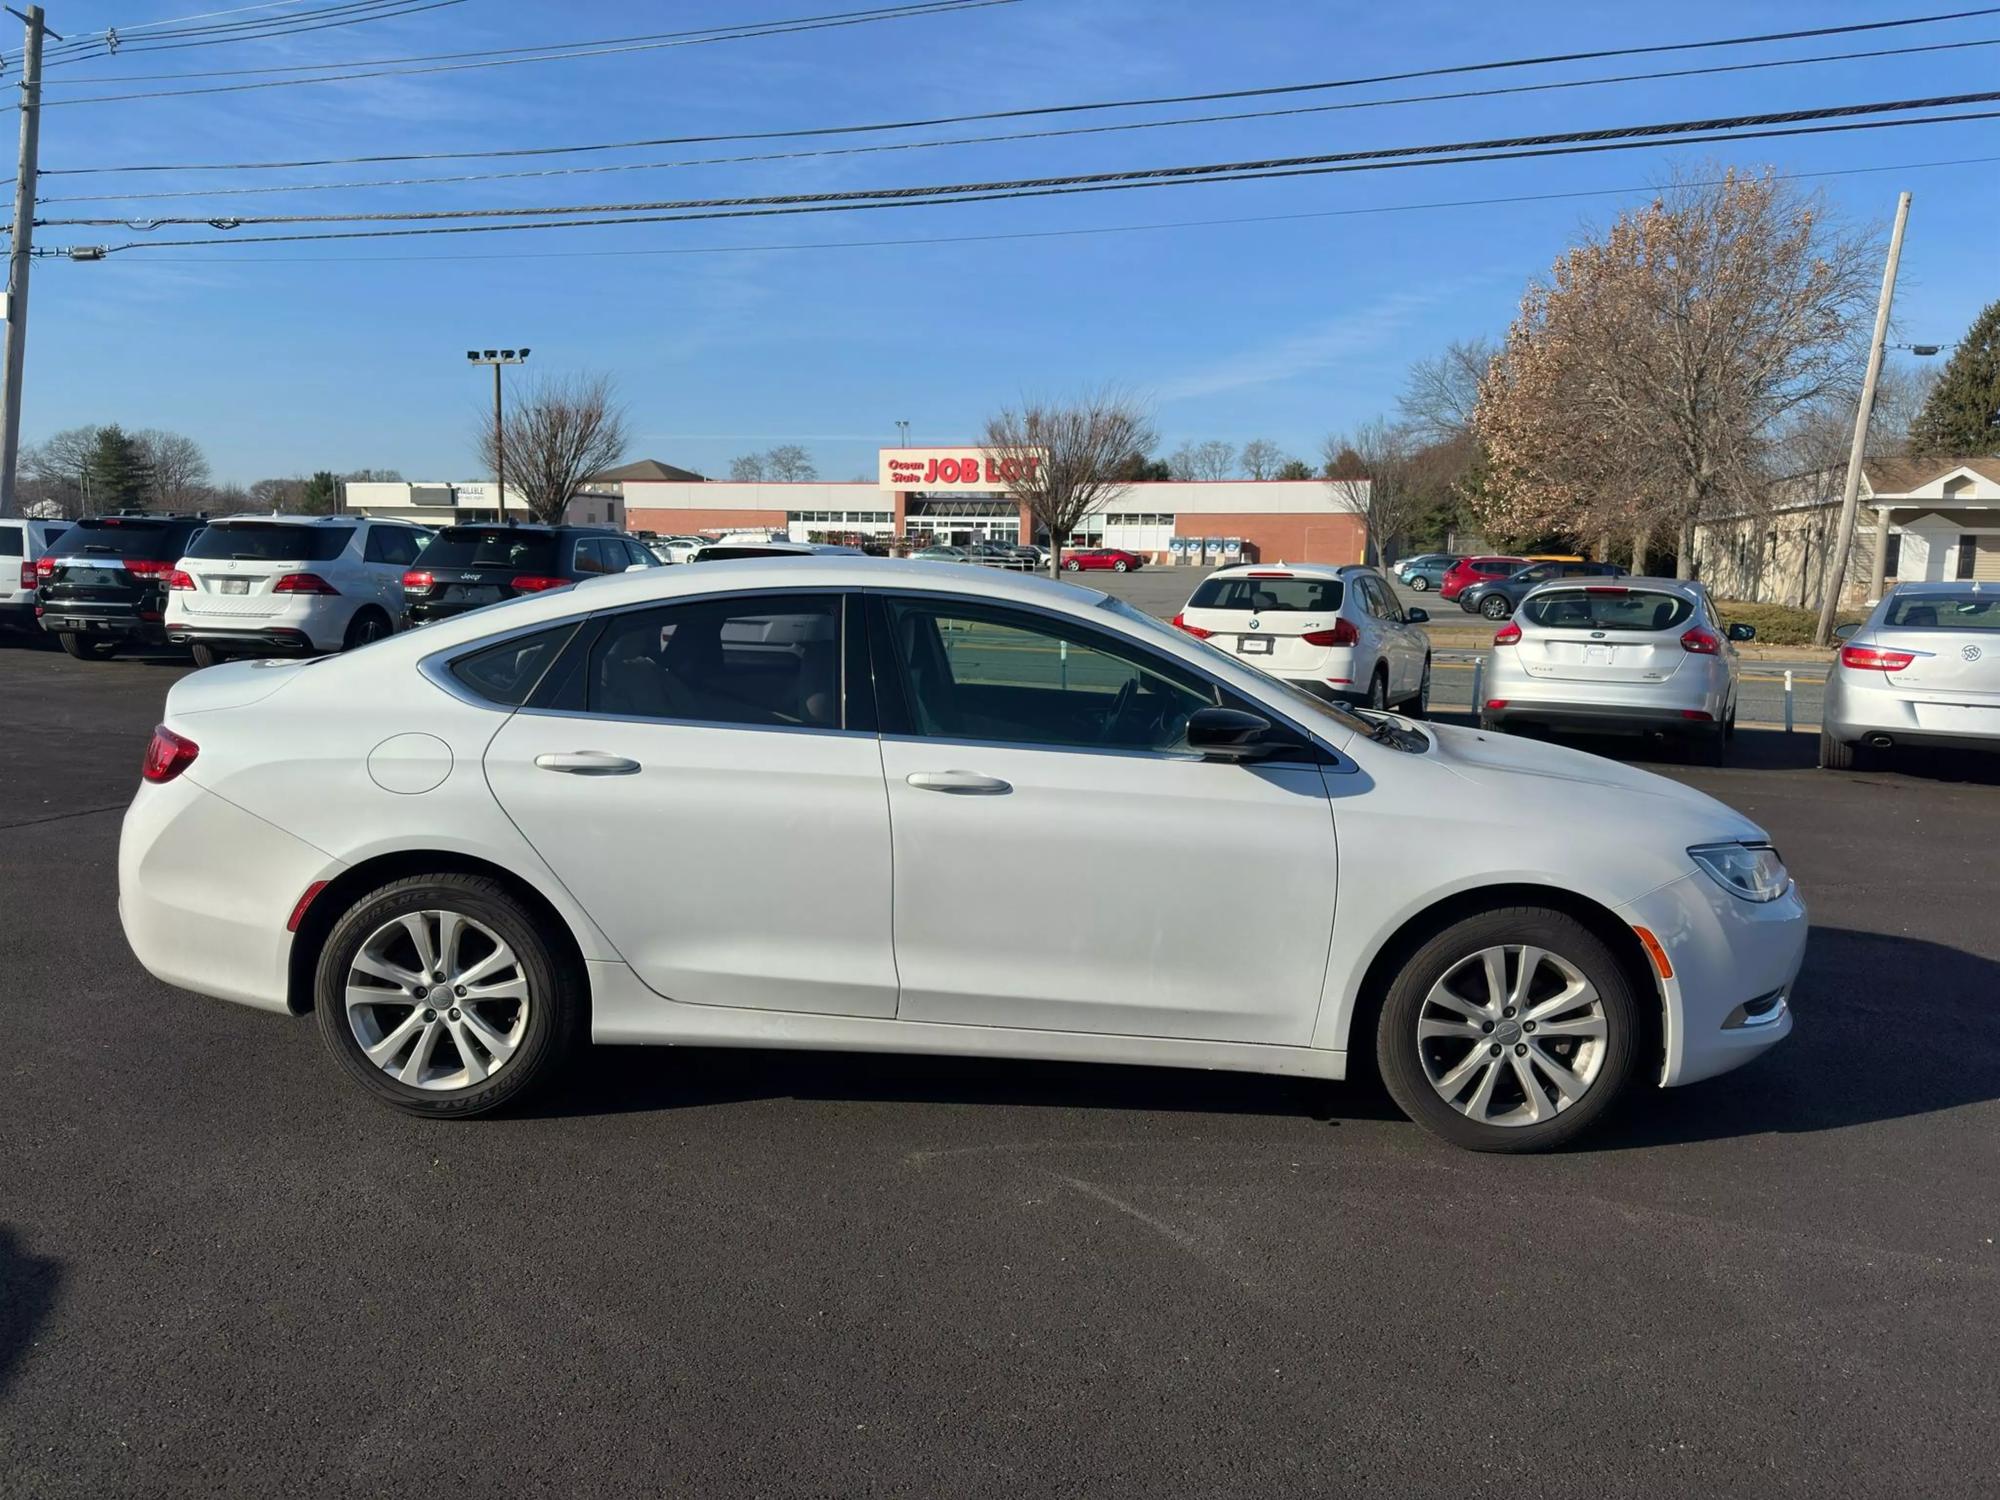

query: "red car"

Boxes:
[1062, 547, 1144, 573]
[1438, 554, 1526, 601]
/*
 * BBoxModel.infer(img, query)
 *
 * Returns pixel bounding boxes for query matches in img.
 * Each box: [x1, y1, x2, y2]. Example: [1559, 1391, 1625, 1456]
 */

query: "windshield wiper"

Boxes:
[1350, 707, 1430, 753]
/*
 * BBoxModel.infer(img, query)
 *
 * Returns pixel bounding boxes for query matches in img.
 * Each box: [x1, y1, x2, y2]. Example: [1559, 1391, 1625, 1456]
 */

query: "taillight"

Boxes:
[272, 572, 338, 595]
[1170, 612, 1212, 639]
[1680, 627, 1720, 655]
[1301, 619, 1360, 647]
[1485, 698, 1509, 710]
[141, 726, 199, 784]
[1840, 644, 1916, 672]
[510, 575, 571, 593]
[1493, 621, 1522, 646]
[124, 559, 172, 578]
[167, 569, 195, 591]
[402, 569, 434, 592]
[34, 555, 55, 580]
[18, 561, 32, 589]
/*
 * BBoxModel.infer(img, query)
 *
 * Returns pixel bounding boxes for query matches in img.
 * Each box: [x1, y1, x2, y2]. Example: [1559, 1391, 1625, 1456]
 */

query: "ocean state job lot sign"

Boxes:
[879, 446, 1044, 490]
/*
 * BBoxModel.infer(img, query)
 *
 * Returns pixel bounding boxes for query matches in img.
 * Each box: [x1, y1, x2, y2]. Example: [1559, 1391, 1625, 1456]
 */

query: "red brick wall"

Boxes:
[627, 507, 789, 535]
[1172, 512, 1365, 565]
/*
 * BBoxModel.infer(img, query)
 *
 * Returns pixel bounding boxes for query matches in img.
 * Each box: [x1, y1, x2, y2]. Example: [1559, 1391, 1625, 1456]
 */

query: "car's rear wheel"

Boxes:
[1376, 907, 1639, 1152]
[1367, 666, 1389, 710]
[1400, 657, 1431, 718]
[343, 607, 391, 651]
[1112, 560, 1128, 572]
[1065, 559, 1081, 572]
[1818, 728, 1870, 771]
[1481, 595, 1512, 620]
[1409, 575, 1430, 591]
[58, 632, 116, 660]
[314, 874, 582, 1117]
[189, 642, 225, 670]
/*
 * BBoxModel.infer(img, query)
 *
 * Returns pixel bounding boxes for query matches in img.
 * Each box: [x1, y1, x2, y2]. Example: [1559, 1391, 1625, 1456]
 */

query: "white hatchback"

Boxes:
[1172, 562, 1432, 712]
[119, 559, 1806, 1153]
[166, 514, 428, 667]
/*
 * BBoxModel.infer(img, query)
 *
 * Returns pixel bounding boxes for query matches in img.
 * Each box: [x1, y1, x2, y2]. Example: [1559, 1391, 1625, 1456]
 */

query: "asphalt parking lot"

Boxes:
[3, 636, 1998, 1497]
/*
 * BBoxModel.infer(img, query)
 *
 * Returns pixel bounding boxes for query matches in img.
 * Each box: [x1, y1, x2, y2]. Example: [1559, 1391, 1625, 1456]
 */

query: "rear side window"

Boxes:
[185, 523, 354, 562]
[1522, 588, 1694, 632]
[1475, 559, 1520, 577]
[449, 626, 575, 707]
[587, 595, 843, 728]
[48, 517, 195, 559]
[1187, 575, 1343, 612]
[420, 528, 559, 573]
[0, 525, 19, 556]
[1884, 593, 2000, 630]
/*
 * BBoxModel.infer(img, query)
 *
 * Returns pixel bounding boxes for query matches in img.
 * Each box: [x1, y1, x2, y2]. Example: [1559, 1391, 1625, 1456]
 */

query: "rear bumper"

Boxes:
[166, 623, 320, 655]
[36, 605, 165, 643]
[1823, 673, 2000, 750]
[0, 598, 36, 628]
[1618, 871, 1806, 1087]
[1482, 702, 1720, 735]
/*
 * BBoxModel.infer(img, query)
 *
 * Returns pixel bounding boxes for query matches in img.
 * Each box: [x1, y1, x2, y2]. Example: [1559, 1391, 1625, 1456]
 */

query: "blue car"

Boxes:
[1394, 554, 1460, 592]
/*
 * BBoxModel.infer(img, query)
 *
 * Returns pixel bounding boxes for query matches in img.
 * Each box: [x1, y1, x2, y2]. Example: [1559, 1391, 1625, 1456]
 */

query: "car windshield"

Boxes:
[1883, 592, 2000, 630]
[184, 522, 353, 562]
[420, 527, 560, 572]
[1522, 587, 1694, 632]
[1186, 575, 1343, 612]
[47, 517, 190, 559]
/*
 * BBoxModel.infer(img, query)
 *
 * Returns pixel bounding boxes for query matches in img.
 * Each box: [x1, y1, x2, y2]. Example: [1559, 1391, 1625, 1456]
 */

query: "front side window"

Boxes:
[587, 594, 843, 729]
[572, 538, 616, 574]
[878, 597, 1216, 752]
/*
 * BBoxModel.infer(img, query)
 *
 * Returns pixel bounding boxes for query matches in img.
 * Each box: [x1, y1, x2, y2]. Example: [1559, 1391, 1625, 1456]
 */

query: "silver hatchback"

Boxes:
[1821, 581, 2000, 768]
[1480, 578, 1753, 761]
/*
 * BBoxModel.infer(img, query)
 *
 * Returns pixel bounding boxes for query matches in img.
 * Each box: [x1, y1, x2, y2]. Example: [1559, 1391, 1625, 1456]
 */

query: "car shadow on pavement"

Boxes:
[1587, 924, 2000, 1150]
[0, 1226, 62, 1397]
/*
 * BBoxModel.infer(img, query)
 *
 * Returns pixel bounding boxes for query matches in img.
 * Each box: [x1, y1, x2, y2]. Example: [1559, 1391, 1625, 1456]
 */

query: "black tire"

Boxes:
[1367, 666, 1389, 710]
[189, 642, 225, 670]
[1478, 713, 1502, 734]
[1409, 575, 1431, 591]
[58, 632, 116, 660]
[313, 874, 583, 1118]
[1481, 595, 1512, 620]
[342, 607, 391, 651]
[1399, 657, 1431, 718]
[1692, 725, 1727, 767]
[1376, 906, 1640, 1153]
[1818, 729, 1870, 771]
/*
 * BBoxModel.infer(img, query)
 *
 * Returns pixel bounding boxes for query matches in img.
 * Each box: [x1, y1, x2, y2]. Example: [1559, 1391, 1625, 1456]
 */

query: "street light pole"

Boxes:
[467, 348, 529, 517]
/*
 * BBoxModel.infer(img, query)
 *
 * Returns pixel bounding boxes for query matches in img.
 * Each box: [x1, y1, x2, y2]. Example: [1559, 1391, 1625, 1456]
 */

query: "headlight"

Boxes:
[1689, 843, 1791, 903]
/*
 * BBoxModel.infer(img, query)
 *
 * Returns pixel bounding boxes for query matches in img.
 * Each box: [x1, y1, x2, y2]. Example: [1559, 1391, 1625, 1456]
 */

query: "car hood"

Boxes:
[1423, 719, 1766, 843]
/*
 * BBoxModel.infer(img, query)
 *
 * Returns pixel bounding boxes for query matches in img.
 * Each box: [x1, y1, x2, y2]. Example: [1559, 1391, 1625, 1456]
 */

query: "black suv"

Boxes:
[402, 523, 656, 625]
[36, 513, 208, 658]
[1457, 559, 1628, 620]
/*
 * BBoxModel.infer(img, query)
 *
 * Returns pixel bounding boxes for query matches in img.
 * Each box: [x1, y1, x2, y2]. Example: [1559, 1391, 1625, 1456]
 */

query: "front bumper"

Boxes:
[1823, 671, 2000, 751]
[1618, 870, 1806, 1087]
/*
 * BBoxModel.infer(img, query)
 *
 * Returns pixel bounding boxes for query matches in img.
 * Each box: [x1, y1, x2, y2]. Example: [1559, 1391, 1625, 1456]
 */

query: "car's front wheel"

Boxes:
[189, 642, 225, 670]
[1064, 559, 1081, 571]
[1409, 575, 1430, 591]
[1376, 907, 1639, 1152]
[1112, 560, 1128, 572]
[314, 874, 582, 1117]
[1481, 595, 1512, 620]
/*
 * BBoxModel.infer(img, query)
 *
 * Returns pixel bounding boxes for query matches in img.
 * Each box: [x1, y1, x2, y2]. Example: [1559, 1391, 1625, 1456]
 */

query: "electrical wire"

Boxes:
[60, 105, 2000, 253]
[23, 3, 1999, 109]
[54, 153, 1999, 264]
[42, 89, 2000, 229]
[31, 0, 452, 65]
[29, 33, 2000, 205]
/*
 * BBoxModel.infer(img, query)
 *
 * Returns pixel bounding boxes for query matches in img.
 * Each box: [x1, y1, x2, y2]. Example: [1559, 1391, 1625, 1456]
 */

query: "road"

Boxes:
[2, 639, 1997, 1498]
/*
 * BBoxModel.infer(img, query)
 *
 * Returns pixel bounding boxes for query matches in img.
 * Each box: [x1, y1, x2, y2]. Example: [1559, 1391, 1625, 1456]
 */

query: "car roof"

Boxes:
[1887, 579, 1992, 595]
[1519, 574, 1699, 599]
[1206, 561, 1355, 580]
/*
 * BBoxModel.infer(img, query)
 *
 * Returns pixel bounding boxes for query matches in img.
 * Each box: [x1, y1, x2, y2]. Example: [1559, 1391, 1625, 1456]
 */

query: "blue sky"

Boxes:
[18, 0, 2000, 485]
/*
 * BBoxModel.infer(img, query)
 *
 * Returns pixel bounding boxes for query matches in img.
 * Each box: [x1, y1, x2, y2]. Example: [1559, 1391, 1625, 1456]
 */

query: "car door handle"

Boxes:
[906, 770, 1012, 795]
[534, 751, 641, 776]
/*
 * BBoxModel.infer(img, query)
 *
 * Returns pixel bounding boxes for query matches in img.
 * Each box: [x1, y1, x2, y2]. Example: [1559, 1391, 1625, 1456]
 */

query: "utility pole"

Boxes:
[0, 5, 53, 520]
[1815, 191, 1912, 647]
[466, 348, 528, 517]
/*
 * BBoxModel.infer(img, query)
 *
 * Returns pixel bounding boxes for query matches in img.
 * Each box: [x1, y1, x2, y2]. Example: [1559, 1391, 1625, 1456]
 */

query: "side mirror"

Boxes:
[1406, 607, 1429, 623]
[1833, 621, 1862, 642]
[1183, 706, 1308, 762]
[1726, 622, 1755, 641]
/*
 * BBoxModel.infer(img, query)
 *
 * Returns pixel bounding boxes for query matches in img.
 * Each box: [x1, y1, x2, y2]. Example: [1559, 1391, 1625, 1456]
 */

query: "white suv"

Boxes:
[1, 516, 71, 641]
[1172, 562, 1433, 713]
[165, 514, 428, 668]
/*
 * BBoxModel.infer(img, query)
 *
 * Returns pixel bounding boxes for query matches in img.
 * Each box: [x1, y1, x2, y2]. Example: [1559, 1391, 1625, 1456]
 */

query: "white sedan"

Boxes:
[119, 559, 1804, 1152]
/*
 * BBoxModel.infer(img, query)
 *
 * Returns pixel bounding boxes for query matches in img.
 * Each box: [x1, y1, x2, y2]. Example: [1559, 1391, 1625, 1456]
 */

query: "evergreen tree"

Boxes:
[86, 424, 152, 510]
[299, 471, 341, 514]
[1908, 298, 2000, 457]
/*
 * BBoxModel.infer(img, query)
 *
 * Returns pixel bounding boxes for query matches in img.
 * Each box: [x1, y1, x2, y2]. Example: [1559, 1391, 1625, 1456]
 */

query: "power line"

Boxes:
[60, 105, 2000, 253]
[30, 0, 1018, 102]
[32, 0, 451, 65]
[65, 153, 2000, 264]
[28, 33, 2000, 205]
[43, 89, 2000, 229]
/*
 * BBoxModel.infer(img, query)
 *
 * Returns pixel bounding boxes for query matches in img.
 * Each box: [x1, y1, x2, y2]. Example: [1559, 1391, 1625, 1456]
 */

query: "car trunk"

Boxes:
[407, 528, 563, 609]
[42, 520, 187, 607]
[1861, 596, 2000, 731]
[177, 523, 352, 621]
[1178, 572, 1347, 673]
[1513, 587, 1695, 684]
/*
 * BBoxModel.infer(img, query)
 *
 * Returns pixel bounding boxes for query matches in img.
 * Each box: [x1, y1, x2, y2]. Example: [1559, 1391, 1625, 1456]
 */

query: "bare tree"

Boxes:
[1400, 337, 1496, 443]
[1323, 419, 1429, 566]
[1168, 439, 1236, 481]
[20, 425, 101, 515]
[764, 444, 818, 482]
[983, 388, 1156, 579]
[248, 476, 308, 511]
[133, 429, 211, 511]
[1239, 438, 1289, 480]
[475, 372, 630, 525]
[728, 452, 767, 482]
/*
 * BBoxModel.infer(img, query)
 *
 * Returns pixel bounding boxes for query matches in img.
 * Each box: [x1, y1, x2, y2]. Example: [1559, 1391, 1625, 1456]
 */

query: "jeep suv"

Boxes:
[401, 523, 655, 625]
[35, 514, 207, 659]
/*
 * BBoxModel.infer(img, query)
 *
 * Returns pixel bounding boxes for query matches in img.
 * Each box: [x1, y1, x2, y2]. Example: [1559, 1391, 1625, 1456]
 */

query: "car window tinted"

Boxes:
[420, 527, 559, 573]
[364, 526, 423, 566]
[588, 595, 842, 728]
[1187, 575, 1343, 612]
[1884, 593, 2000, 630]
[882, 598, 1215, 752]
[572, 538, 614, 574]
[185, 523, 353, 562]
[449, 626, 575, 707]
[0, 525, 19, 557]
[1522, 588, 1694, 632]
[48, 517, 196, 559]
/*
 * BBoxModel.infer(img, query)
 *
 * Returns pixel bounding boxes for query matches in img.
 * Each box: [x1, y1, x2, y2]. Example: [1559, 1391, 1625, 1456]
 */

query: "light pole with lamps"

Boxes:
[467, 348, 529, 516]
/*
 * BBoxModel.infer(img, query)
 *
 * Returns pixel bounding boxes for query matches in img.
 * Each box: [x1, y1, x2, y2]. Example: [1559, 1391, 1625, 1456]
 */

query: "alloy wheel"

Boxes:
[1415, 944, 1608, 1127]
[344, 909, 532, 1091]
